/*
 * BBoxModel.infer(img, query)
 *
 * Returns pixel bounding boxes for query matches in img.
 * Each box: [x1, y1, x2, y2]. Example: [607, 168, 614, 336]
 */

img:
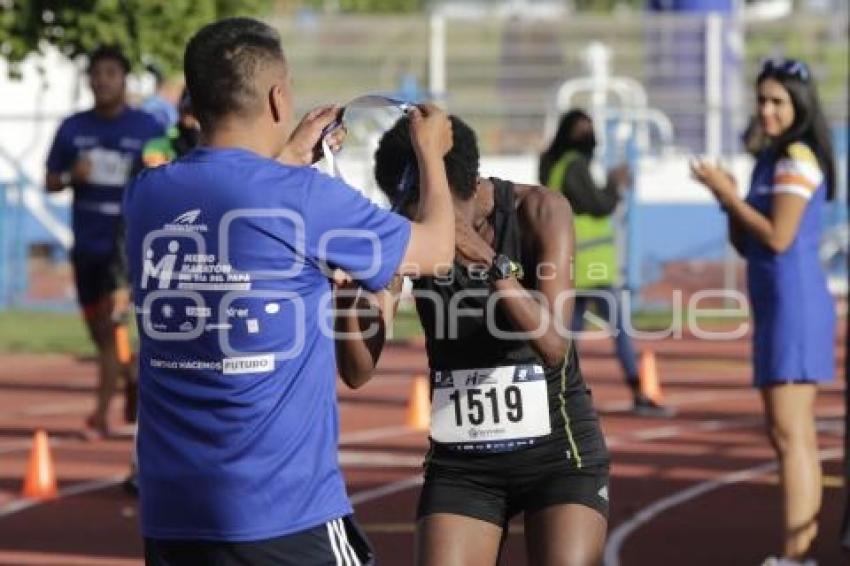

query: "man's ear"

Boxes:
[269, 84, 282, 123]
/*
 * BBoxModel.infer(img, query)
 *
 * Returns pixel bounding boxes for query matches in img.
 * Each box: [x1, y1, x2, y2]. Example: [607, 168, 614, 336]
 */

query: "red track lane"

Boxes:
[0, 330, 846, 565]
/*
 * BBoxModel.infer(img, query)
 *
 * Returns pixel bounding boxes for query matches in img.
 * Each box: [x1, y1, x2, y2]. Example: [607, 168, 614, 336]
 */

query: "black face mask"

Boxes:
[572, 132, 596, 158]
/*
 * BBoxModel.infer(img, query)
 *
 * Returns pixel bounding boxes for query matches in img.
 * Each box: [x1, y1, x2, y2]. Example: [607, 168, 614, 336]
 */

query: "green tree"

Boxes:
[0, 0, 274, 77]
[302, 0, 424, 13]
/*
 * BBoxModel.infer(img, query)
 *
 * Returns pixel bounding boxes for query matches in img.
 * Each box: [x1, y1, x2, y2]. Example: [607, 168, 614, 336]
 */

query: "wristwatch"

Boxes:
[487, 254, 524, 283]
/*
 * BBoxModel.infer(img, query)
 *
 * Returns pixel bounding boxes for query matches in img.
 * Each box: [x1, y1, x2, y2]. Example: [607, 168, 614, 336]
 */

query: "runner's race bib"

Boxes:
[430, 364, 551, 453]
[86, 147, 132, 187]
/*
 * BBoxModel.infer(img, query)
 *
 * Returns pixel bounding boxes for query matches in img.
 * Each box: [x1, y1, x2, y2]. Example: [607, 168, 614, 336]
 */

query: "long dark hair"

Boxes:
[757, 61, 836, 200]
[539, 109, 591, 186]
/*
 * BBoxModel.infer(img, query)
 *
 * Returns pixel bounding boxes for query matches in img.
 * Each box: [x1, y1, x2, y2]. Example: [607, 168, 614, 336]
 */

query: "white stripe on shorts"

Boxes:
[334, 518, 361, 566]
[326, 521, 344, 566]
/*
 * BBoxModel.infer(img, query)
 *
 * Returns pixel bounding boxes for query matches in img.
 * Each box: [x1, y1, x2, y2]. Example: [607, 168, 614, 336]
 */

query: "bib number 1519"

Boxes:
[448, 386, 523, 427]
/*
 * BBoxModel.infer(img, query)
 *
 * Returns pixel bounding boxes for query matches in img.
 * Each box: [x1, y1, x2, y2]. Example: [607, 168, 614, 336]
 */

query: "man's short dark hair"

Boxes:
[375, 114, 479, 208]
[184, 17, 286, 130]
[88, 45, 131, 75]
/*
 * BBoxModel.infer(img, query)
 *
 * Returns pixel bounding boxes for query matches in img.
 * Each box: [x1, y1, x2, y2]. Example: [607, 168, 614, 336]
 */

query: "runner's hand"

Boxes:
[71, 156, 92, 184]
[454, 212, 495, 269]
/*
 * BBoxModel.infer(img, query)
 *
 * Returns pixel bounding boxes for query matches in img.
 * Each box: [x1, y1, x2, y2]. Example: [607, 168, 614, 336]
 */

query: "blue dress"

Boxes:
[744, 144, 836, 387]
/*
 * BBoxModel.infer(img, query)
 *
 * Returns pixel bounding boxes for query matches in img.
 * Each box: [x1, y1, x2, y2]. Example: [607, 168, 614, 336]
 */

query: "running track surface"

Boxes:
[0, 329, 846, 565]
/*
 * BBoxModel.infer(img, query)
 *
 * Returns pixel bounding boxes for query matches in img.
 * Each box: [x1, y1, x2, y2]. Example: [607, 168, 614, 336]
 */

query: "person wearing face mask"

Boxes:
[142, 89, 201, 167]
[539, 109, 671, 417]
[692, 58, 836, 566]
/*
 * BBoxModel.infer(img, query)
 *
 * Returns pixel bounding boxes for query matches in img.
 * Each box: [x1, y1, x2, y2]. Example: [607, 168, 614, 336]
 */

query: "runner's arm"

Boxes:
[335, 276, 403, 388]
[488, 187, 575, 367]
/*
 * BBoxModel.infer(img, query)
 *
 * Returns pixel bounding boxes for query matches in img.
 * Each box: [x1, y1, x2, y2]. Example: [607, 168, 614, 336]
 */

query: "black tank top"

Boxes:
[414, 178, 538, 369]
[412, 178, 608, 470]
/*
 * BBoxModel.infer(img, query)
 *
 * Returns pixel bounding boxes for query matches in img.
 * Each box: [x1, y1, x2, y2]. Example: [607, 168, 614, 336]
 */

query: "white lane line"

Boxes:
[350, 475, 424, 506]
[602, 447, 842, 566]
[340, 425, 414, 445]
[0, 400, 90, 419]
[0, 437, 72, 456]
[339, 450, 422, 468]
[599, 390, 746, 413]
[0, 475, 124, 519]
[605, 418, 758, 448]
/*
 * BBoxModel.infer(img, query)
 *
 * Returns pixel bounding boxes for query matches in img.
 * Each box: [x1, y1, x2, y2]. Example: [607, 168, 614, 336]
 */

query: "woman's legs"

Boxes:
[416, 513, 504, 566]
[524, 503, 607, 566]
[761, 384, 821, 559]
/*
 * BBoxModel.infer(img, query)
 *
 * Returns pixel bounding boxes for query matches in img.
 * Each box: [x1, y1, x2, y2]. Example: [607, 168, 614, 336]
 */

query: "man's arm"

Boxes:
[45, 119, 94, 193]
[284, 104, 455, 279]
[397, 105, 454, 276]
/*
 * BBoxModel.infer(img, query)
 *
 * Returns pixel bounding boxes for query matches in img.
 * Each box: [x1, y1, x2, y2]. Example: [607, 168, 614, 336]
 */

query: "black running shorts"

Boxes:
[417, 462, 609, 527]
[144, 515, 374, 566]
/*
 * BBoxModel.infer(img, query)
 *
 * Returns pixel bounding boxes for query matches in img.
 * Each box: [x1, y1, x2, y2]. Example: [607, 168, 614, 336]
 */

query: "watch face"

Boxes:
[491, 254, 511, 280]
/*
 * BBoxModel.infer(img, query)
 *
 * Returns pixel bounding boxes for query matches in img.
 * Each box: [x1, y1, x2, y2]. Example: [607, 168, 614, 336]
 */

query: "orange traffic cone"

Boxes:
[115, 325, 132, 365]
[405, 375, 431, 431]
[638, 350, 663, 404]
[21, 429, 57, 500]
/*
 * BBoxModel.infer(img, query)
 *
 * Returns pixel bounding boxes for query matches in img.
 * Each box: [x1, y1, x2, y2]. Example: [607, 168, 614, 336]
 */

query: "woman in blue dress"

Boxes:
[692, 58, 837, 563]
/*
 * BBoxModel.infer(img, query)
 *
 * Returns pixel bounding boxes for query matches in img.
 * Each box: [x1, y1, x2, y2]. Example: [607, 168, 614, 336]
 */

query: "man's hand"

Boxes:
[71, 156, 92, 184]
[279, 105, 343, 166]
[408, 104, 452, 159]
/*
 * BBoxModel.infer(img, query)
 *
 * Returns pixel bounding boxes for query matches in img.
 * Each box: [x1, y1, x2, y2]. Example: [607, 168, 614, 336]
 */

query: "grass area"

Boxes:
[0, 310, 95, 356]
[0, 306, 748, 356]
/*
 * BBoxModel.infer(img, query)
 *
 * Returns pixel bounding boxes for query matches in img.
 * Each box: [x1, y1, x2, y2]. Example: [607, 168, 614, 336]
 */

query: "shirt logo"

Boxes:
[598, 485, 609, 501]
[173, 209, 201, 225]
[222, 355, 275, 375]
[120, 137, 144, 150]
[164, 209, 208, 233]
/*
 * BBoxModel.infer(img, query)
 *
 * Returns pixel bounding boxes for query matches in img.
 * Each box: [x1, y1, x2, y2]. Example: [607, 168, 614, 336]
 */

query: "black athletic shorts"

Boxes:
[417, 461, 609, 527]
[144, 515, 374, 566]
[72, 249, 127, 308]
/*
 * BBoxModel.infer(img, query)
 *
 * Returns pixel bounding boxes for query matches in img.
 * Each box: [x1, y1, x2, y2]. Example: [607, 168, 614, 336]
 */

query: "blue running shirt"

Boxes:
[46, 108, 163, 256]
[123, 147, 411, 541]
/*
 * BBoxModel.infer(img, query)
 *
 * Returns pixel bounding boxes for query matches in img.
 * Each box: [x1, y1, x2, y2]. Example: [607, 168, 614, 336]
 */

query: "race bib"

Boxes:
[86, 147, 132, 187]
[430, 364, 551, 452]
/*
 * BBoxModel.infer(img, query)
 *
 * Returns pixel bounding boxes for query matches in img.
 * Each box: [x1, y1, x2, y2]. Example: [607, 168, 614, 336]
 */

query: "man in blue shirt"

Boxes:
[124, 18, 455, 565]
[46, 46, 163, 437]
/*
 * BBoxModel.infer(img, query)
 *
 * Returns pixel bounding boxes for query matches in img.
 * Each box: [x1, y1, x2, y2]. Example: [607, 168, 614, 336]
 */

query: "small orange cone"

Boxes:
[21, 429, 57, 500]
[638, 350, 663, 404]
[115, 325, 132, 365]
[405, 375, 431, 431]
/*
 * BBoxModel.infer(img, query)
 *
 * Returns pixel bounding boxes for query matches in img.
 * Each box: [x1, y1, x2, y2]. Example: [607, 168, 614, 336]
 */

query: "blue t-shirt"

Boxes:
[124, 147, 411, 541]
[46, 108, 163, 256]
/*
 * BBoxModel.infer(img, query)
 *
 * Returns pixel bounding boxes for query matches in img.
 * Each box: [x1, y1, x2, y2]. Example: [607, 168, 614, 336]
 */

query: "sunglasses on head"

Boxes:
[761, 58, 810, 83]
